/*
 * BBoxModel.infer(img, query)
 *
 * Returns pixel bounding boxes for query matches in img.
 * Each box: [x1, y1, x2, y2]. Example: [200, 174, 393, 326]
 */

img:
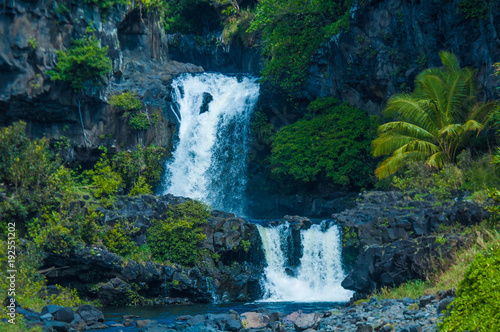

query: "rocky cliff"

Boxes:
[306, 0, 500, 115]
[0, 1, 203, 163]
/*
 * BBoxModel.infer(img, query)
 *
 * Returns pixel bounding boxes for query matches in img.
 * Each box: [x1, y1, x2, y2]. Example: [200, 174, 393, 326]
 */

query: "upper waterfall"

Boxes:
[162, 73, 259, 216]
[257, 222, 353, 302]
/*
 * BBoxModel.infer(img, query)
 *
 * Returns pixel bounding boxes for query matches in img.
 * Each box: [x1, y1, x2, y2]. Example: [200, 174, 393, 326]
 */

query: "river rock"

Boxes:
[137, 319, 155, 328]
[76, 305, 104, 325]
[42, 305, 63, 316]
[69, 314, 86, 332]
[294, 313, 321, 331]
[241, 312, 270, 329]
[53, 307, 74, 323]
[43, 321, 69, 332]
[40, 313, 54, 322]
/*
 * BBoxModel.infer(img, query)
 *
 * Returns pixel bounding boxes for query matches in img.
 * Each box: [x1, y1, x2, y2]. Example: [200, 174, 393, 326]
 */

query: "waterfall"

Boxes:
[162, 73, 259, 216]
[257, 223, 353, 302]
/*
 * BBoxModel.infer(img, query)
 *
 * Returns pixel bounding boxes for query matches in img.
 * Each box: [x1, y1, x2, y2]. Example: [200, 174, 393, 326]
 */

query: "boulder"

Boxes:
[53, 307, 75, 323]
[241, 312, 270, 329]
[69, 314, 87, 332]
[137, 319, 154, 328]
[43, 321, 69, 332]
[294, 313, 321, 331]
[42, 305, 63, 316]
[76, 305, 104, 325]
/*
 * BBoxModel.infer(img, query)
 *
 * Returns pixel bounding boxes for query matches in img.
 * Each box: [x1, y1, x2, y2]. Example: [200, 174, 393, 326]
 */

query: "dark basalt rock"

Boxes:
[41, 194, 265, 304]
[337, 191, 488, 295]
[0, 0, 201, 164]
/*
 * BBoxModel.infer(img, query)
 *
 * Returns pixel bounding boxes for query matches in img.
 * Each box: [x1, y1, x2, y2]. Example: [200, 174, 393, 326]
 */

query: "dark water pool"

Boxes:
[100, 302, 345, 331]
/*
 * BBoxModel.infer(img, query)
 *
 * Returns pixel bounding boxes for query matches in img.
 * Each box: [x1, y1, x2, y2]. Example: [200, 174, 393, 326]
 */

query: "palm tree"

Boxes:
[372, 51, 497, 179]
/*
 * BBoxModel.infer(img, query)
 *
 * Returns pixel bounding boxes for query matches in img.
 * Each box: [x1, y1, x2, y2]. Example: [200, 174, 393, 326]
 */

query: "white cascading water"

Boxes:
[162, 73, 259, 216]
[257, 223, 353, 302]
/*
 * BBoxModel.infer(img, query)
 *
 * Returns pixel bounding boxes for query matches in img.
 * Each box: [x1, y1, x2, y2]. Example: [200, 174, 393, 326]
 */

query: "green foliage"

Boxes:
[109, 91, 156, 130]
[113, 145, 168, 192]
[109, 91, 142, 112]
[141, 0, 220, 35]
[103, 223, 137, 256]
[46, 285, 82, 307]
[222, 8, 256, 46]
[84, 0, 128, 10]
[47, 35, 112, 91]
[85, 151, 123, 207]
[147, 201, 211, 266]
[390, 150, 500, 200]
[240, 239, 251, 252]
[375, 279, 429, 300]
[270, 98, 376, 188]
[128, 176, 153, 196]
[248, 0, 351, 95]
[0, 241, 46, 318]
[28, 38, 37, 50]
[251, 111, 274, 146]
[439, 244, 500, 331]
[457, 0, 493, 19]
[373, 51, 497, 179]
[129, 112, 152, 130]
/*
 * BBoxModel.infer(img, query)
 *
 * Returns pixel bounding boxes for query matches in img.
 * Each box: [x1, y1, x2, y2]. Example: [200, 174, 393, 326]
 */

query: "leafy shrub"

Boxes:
[438, 245, 500, 331]
[84, 0, 127, 10]
[147, 201, 210, 266]
[0, 122, 66, 234]
[47, 285, 82, 307]
[47, 35, 112, 91]
[457, 0, 493, 19]
[109, 91, 155, 130]
[109, 91, 142, 113]
[103, 223, 137, 256]
[270, 98, 376, 188]
[129, 112, 152, 130]
[113, 145, 168, 192]
[85, 151, 123, 206]
[29, 210, 79, 256]
[128, 176, 153, 196]
[248, 0, 351, 94]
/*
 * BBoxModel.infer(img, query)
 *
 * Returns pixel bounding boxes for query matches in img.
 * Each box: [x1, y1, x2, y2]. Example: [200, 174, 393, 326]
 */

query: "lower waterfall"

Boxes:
[162, 73, 259, 216]
[257, 223, 353, 302]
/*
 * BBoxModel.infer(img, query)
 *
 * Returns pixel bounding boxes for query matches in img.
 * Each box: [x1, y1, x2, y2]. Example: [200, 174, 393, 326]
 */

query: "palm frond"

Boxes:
[427, 151, 447, 169]
[373, 133, 439, 157]
[375, 151, 427, 179]
[377, 121, 435, 141]
[439, 51, 460, 73]
[372, 133, 414, 156]
[444, 71, 468, 121]
[384, 95, 438, 132]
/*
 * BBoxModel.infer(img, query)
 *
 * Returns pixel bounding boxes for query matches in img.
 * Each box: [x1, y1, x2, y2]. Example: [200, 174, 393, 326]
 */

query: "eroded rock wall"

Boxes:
[0, 1, 203, 163]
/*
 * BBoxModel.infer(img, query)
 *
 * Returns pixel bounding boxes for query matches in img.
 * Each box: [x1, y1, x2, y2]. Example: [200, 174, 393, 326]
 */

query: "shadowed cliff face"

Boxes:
[0, 1, 202, 163]
[306, 0, 500, 115]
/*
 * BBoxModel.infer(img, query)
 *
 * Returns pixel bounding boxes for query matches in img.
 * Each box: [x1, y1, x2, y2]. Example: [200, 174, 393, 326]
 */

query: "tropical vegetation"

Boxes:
[47, 34, 112, 146]
[270, 97, 376, 188]
[372, 51, 497, 179]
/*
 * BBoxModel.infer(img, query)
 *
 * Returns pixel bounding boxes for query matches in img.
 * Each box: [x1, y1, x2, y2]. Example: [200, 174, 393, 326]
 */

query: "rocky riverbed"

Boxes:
[10, 290, 455, 331]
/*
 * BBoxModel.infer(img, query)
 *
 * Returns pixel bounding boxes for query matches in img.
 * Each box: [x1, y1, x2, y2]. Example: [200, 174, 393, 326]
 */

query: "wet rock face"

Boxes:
[166, 32, 263, 75]
[336, 191, 489, 295]
[306, 0, 500, 114]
